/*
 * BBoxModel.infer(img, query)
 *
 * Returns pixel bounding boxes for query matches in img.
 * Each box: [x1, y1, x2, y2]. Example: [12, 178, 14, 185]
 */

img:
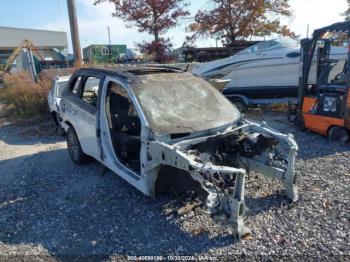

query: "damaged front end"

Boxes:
[147, 120, 298, 238]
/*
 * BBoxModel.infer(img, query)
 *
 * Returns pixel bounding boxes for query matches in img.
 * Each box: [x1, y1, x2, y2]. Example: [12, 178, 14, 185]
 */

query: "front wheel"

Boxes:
[328, 126, 349, 144]
[66, 127, 91, 165]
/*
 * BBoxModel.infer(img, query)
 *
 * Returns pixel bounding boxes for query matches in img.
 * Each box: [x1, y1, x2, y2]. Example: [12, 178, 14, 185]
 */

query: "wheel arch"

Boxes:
[327, 125, 350, 143]
[51, 111, 59, 126]
[326, 124, 343, 135]
[66, 122, 92, 165]
[154, 165, 207, 198]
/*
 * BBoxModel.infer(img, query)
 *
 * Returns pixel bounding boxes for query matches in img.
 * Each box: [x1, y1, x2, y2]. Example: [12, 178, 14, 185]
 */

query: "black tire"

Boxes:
[328, 126, 349, 144]
[231, 98, 246, 112]
[66, 127, 91, 165]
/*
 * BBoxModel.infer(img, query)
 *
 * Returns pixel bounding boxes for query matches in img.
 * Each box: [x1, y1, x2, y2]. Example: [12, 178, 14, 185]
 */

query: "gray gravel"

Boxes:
[0, 113, 349, 261]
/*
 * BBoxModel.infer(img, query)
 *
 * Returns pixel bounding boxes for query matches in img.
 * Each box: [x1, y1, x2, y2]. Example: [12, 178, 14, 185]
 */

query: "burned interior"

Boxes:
[105, 81, 142, 173]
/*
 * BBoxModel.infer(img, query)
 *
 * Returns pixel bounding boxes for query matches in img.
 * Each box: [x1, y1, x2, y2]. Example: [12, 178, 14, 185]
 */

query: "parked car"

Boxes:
[48, 75, 71, 134]
[123, 48, 144, 62]
[59, 66, 299, 238]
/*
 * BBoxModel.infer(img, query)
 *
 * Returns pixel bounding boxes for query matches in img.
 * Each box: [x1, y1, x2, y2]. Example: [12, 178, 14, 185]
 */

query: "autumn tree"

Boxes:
[188, 0, 294, 46]
[344, 0, 350, 21]
[94, 0, 189, 62]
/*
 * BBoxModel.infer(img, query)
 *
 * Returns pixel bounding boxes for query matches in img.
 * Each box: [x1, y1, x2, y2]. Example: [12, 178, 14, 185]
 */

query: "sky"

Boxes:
[0, 0, 348, 53]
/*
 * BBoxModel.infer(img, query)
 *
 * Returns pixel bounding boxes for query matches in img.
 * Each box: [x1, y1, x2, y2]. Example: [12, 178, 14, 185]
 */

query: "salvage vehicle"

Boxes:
[296, 21, 350, 143]
[60, 66, 299, 238]
[48, 75, 71, 133]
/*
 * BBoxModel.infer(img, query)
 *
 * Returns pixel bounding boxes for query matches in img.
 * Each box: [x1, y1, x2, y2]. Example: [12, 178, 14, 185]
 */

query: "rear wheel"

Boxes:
[66, 127, 91, 165]
[328, 126, 349, 144]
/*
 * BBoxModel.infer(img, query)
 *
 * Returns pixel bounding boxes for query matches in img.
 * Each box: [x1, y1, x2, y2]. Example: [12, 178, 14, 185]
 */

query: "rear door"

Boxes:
[63, 72, 103, 160]
[48, 79, 57, 113]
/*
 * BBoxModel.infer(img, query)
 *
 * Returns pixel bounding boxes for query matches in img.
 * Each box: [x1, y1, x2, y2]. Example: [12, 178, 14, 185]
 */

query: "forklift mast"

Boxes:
[297, 38, 315, 110]
[297, 21, 350, 111]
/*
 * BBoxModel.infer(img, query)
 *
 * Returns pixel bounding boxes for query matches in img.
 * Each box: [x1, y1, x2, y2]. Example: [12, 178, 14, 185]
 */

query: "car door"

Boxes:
[47, 79, 57, 113]
[63, 72, 103, 160]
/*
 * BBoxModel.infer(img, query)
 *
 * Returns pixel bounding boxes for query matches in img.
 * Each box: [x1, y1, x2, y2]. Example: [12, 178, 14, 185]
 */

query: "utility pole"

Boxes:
[306, 24, 310, 38]
[67, 0, 82, 65]
[107, 26, 112, 63]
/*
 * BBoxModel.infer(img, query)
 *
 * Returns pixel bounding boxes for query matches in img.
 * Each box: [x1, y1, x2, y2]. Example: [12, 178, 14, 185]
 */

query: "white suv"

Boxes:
[48, 75, 71, 133]
[59, 67, 299, 238]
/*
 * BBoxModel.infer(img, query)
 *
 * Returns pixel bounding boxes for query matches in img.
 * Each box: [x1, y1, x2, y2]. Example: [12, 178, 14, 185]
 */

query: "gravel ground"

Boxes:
[0, 113, 349, 261]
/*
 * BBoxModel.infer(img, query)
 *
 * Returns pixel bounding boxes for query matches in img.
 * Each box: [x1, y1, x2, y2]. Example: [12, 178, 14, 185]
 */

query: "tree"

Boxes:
[344, 0, 350, 21]
[94, 0, 190, 62]
[137, 38, 174, 62]
[188, 0, 294, 46]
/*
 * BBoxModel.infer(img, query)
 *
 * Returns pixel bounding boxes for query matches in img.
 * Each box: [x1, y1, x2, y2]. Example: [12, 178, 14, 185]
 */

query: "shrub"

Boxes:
[0, 67, 81, 122]
[0, 71, 51, 119]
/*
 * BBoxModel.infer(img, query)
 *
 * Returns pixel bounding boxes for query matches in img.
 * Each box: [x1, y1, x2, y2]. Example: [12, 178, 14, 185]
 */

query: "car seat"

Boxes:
[108, 92, 141, 161]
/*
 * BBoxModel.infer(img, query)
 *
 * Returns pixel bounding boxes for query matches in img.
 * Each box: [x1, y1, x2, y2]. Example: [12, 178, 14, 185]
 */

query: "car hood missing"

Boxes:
[131, 73, 240, 134]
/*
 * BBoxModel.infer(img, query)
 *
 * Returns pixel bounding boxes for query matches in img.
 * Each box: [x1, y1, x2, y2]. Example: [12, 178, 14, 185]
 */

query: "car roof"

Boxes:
[76, 65, 186, 83]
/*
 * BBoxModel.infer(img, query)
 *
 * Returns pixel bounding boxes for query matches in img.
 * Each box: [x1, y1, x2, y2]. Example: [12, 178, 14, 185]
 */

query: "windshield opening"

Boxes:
[131, 73, 240, 134]
[238, 38, 299, 55]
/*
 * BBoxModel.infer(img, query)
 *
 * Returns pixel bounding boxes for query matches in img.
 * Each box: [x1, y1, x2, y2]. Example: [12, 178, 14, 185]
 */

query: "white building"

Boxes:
[0, 26, 68, 72]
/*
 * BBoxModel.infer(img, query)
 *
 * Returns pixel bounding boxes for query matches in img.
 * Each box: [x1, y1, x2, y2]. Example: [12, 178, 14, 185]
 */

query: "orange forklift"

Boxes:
[296, 21, 350, 143]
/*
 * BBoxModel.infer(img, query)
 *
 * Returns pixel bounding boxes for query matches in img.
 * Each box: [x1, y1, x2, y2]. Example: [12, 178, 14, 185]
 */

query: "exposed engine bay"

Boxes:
[186, 131, 281, 167]
[148, 120, 298, 238]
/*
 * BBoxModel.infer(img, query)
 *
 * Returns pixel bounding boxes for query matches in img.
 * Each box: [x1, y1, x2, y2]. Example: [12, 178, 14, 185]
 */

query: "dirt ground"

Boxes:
[0, 112, 349, 261]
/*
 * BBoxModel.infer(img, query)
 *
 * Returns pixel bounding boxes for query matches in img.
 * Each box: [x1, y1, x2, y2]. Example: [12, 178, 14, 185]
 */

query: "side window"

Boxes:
[72, 77, 82, 96]
[101, 46, 109, 55]
[82, 77, 100, 107]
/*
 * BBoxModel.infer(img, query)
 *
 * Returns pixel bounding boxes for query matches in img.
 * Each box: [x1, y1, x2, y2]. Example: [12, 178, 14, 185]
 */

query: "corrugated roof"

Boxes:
[0, 26, 68, 50]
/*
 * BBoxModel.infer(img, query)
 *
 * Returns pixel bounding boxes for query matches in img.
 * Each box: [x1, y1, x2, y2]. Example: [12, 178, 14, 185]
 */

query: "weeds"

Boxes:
[0, 72, 49, 119]
[0, 68, 76, 122]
